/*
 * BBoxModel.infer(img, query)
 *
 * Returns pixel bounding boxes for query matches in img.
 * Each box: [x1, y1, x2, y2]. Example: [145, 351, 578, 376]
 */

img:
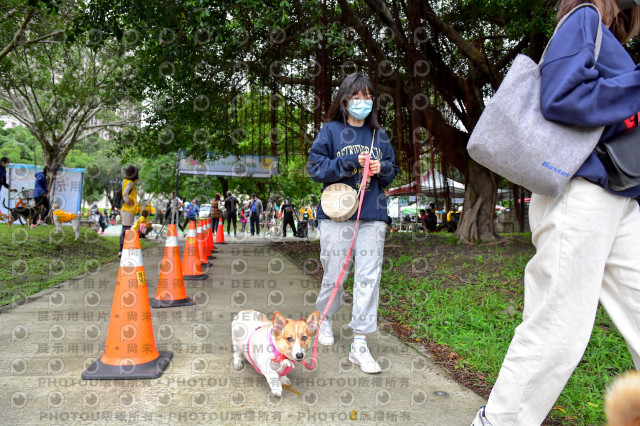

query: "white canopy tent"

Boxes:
[385, 169, 466, 198]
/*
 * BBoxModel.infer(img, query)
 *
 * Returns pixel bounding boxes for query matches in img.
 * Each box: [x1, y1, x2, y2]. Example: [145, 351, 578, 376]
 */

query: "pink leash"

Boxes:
[302, 150, 373, 370]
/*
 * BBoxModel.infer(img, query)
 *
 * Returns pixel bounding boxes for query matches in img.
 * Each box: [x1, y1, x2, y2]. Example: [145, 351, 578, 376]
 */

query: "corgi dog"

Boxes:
[605, 370, 640, 426]
[232, 310, 321, 397]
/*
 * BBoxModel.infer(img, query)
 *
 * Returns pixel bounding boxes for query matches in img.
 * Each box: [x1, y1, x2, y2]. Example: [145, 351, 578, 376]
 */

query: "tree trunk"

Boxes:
[455, 160, 498, 243]
[42, 146, 64, 198]
[217, 176, 229, 195]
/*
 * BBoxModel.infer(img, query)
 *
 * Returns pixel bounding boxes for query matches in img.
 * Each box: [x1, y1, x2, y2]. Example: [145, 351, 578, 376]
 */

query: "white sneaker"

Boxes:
[317, 318, 334, 345]
[349, 341, 381, 373]
[471, 406, 493, 426]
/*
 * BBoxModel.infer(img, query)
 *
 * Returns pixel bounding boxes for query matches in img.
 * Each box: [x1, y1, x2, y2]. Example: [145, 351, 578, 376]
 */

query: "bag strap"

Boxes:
[540, 3, 602, 67]
[356, 130, 376, 197]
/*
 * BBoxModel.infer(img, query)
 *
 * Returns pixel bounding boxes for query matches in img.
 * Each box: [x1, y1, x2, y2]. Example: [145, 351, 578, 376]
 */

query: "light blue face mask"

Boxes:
[348, 99, 373, 120]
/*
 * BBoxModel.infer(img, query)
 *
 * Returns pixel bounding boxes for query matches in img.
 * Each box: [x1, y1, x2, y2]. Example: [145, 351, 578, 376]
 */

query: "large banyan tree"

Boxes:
[84, 0, 557, 242]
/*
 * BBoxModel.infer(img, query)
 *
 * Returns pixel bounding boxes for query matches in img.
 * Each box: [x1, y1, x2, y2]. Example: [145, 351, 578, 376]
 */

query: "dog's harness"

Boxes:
[246, 325, 294, 377]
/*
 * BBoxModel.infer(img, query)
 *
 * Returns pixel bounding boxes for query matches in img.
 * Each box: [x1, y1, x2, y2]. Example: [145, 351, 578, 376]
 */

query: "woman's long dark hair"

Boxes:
[557, 0, 640, 43]
[325, 73, 381, 130]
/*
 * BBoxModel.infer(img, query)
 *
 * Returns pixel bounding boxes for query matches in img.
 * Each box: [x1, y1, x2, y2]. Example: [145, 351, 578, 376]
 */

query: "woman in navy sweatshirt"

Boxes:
[308, 73, 398, 374]
[474, 1, 640, 425]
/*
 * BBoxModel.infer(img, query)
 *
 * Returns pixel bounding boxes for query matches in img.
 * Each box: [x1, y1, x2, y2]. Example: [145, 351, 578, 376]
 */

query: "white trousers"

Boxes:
[316, 220, 386, 335]
[486, 178, 640, 425]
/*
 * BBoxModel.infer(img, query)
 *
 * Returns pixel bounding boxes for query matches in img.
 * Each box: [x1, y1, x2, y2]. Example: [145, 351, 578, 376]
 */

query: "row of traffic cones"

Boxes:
[82, 218, 224, 380]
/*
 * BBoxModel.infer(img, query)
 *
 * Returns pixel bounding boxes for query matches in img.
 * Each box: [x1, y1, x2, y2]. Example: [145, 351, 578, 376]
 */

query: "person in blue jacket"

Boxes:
[33, 166, 51, 227]
[473, 1, 640, 425]
[180, 199, 199, 233]
[307, 72, 398, 374]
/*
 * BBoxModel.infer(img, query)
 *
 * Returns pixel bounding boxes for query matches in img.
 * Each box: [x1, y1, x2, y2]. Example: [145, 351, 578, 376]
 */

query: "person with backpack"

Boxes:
[280, 198, 297, 237]
[119, 165, 139, 257]
[224, 191, 239, 236]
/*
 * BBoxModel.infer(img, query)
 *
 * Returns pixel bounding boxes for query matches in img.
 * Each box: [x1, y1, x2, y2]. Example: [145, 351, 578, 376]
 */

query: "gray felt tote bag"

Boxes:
[467, 4, 604, 197]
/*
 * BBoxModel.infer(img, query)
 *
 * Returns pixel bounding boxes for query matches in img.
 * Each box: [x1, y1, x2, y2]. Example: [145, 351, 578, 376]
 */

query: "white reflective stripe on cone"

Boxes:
[165, 236, 178, 247]
[197, 226, 202, 233]
[187, 229, 197, 237]
[120, 248, 144, 268]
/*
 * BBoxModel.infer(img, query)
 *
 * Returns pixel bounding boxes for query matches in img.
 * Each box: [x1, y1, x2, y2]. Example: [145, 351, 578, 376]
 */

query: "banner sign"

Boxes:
[0, 164, 84, 217]
[177, 152, 278, 178]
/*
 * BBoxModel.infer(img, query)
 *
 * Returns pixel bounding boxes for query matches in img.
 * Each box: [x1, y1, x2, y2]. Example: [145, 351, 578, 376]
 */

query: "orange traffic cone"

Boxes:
[204, 218, 211, 255]
[197, 220, 212, 267]
[215, 217, 226, 244]
[209, 218, 218, 254]
[205, 218, 216, 258]
[82, 229, 172, 379]
[183, 220, 208, 281]
[150, 224, 195, 308]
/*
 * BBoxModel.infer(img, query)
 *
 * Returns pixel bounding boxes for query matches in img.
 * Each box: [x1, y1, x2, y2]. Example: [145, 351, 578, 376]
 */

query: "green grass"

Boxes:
[380, 234, 633, 424]
[0, 224, 151, 306]
[277, 233, 634, 424]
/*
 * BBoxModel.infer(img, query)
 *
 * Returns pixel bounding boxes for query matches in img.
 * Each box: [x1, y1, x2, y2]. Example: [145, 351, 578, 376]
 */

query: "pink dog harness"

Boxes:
[246, 325, 294, 377]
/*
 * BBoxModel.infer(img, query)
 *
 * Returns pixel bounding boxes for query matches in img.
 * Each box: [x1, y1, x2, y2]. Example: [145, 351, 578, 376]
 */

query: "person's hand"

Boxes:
[369, 160, 381, 175]
[358, 152, 369, 167]
[126, 198, 134, 206]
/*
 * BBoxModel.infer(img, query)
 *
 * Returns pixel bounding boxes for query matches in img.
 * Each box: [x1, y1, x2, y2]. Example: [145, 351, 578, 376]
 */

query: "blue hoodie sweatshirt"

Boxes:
[540, 7, 640, 198]
[33, 172, 48, 198]
[308, 120, 399, 222]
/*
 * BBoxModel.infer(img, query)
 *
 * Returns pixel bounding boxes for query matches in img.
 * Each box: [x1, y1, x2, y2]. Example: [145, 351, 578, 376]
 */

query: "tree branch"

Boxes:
[16, 29, 65, 48]
[0, 9, 34, 62]
[1, 8, 19, 23]
[495, 36, 529, 73]
[422, 1, 500, 89]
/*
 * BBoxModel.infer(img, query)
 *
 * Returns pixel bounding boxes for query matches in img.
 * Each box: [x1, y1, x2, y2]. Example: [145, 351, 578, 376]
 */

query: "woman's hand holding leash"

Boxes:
[369, 160, 380, 175]
[358, 153, 379, 183]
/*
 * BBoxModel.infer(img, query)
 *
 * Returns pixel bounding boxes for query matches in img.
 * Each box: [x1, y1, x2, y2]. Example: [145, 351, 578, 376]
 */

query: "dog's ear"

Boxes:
[272, 311, 287, 338]
[305, 311, 321, 335]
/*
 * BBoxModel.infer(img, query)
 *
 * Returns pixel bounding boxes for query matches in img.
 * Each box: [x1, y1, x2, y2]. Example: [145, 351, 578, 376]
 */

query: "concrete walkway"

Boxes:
[0, 237, 485, 425]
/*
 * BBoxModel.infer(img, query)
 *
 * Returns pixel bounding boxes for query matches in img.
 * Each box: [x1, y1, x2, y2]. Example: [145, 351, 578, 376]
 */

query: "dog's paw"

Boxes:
[281, 359, 294, 370]
[232, 359, 244, 370]
[280, 376, 291, 386]
[270, 389, 282, 398]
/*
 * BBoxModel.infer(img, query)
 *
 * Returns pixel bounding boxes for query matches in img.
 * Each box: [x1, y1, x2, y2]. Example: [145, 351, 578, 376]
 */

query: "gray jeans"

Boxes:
[316, 219, 386, 335]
